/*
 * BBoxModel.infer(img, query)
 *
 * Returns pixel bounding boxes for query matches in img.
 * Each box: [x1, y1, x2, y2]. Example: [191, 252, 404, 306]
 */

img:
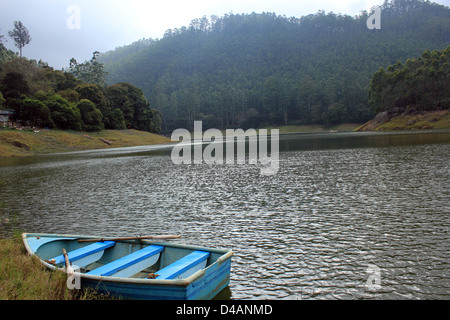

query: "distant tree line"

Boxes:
[0, 54, 161, 132]
[369, 46, 450, 113]
[100, 0, 450, 132]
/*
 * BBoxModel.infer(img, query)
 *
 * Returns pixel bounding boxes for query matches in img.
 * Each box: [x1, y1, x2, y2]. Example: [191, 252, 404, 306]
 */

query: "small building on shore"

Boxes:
[0, 110, 16, 126]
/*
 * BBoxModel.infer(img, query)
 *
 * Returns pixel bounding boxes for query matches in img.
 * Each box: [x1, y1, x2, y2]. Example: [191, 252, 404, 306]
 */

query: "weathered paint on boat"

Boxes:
[22, 233, 232, 300]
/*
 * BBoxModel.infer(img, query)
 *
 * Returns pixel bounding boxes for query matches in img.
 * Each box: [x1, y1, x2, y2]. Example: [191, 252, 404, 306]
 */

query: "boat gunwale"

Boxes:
[22, 233, 233, 287]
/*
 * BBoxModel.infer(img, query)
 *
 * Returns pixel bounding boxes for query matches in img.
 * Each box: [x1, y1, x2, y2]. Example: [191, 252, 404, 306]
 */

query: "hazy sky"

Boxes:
[0, 0, 449, 69]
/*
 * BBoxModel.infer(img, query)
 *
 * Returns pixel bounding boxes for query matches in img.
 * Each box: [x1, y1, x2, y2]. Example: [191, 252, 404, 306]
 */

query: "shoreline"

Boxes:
[356, 110, 450, 131]
[0, 235, 113, 300]
[0, 129, 172, 158]
[2, 113, 449, 159]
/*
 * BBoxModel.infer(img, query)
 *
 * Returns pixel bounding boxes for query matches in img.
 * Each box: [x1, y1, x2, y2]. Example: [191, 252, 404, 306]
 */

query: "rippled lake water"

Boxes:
[0, 130, 449, 300]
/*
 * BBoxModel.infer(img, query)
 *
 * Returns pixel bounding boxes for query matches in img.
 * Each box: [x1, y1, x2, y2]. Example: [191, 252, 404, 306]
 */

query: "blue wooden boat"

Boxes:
[22, 233, 232, 300]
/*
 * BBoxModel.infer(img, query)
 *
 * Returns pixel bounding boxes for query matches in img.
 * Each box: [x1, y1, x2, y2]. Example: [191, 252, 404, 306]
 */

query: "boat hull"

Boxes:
[82, 258, 231, 300]
[22, 233, 232, 300]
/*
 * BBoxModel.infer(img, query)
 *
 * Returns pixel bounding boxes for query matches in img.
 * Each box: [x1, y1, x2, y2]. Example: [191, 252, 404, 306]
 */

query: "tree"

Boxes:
[103, 108, 126, 130]
[322, 103, 348, 124]
[69, 52, 108, 87]
[105, 82, 158, 132]
[74, 83, 110, 114]
[21, 98, 52, 127]
[76, 99, 104, 132]
[0, 57, 51, 94]
[263, 76, 287, 125]
[0, 44, 16, 66]
[298, 75, 315, 122]
[99, 2, 449, 131]
[368, 46, 450, 113]
[0, 91, 5, 107]
[56, 72, 81, 91]
[0, 53, 162, 132]
[149, 108, 162, 132]
[44, 94, 82, 130]
[8, 21, 31, 57]
[0, 72, 30, 100]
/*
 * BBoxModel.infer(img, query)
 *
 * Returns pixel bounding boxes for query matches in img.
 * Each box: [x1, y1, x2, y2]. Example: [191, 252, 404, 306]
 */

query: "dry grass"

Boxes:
[0, 235, 109, 300]
[375, 110, 450, 131]
[357, 110, 450, 131]
[0, 129, 172, 158]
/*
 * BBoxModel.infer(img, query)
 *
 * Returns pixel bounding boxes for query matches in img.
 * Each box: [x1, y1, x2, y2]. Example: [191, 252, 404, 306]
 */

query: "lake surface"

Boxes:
[1, 130, 449, 300]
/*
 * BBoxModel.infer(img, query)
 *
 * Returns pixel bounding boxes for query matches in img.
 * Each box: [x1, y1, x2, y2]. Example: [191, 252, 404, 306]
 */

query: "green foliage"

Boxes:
[149, 108, 162, 133]
[369, 46, 450, 113]
[44, 94, 82, 130]
[57, 89, 79, 103]
[20, 98, 53, 127]
[68, 52, 107, 87]
[55, 72, 81, 91]
[1, 72, 30, 99]
[322, 103, 349, 124]
[0, 91, 5, 107]
[105, 83, 157, 132]
[100, 0, 450, 131]
[1, 58, 54, 94]
[0, 55, 160, 132]
[75, 83, 110, 114]
[0, 43, 16, 66]
[103, 108, 126, 130]
[76, 99, 103, 132]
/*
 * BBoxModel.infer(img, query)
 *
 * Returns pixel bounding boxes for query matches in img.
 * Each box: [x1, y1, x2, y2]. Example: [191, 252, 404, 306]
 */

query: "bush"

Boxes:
[1, 72, 30, 100]
[21, 98, 53, 128]
[77, 99, 104, 132]
[45, 96, 82, 130]
[75, 83, 109, 114]
[104, 108, 126, 130]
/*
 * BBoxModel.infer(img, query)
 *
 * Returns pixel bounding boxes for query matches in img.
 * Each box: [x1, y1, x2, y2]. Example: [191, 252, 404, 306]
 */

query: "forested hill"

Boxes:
[99, 0, 450, 132]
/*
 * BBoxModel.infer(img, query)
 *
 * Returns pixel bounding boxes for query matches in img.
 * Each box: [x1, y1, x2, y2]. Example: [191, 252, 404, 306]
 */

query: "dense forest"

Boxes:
[0, 47, 161, 132]
[369, 46, 450, 113]
[100, 0, 450, 132]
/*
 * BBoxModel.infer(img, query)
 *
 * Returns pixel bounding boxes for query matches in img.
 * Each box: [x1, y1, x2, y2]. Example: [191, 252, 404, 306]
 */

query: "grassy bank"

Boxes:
[375, 110, 450, 131]
[0, 128, 172, 158]
[356, 110, 450, 131]
[0, 235, 108, 300]
[2, 115, 448, 159]
[269, 111, 450, 133]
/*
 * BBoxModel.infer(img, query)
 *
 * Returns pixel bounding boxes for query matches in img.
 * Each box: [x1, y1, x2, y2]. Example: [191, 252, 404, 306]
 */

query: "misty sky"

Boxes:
[1, 0, 449, 69]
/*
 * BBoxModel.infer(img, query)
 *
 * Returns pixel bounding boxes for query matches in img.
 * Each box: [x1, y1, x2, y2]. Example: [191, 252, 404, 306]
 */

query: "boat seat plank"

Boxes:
[156, 251, 210, 280]
[51, 241, 116, 266]
[88, 245, 164, 277]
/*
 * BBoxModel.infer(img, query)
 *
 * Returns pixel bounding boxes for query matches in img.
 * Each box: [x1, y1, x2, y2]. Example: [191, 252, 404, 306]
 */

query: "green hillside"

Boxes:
[100, 0, 450, 132]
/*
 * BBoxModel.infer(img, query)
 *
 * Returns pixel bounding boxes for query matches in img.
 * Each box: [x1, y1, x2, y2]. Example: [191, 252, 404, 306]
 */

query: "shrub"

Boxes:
[104, 108, 126, 130]
[77, 99, 104, 132]
[21, 98, 53, 128]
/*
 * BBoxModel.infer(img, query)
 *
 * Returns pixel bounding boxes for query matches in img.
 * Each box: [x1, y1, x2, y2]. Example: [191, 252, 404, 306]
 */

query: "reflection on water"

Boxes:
[0, 130, 449, 299]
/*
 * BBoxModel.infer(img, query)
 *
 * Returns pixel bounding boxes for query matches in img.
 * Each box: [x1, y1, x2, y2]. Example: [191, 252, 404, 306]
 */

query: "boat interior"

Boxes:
[28, 235, 227, 280]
